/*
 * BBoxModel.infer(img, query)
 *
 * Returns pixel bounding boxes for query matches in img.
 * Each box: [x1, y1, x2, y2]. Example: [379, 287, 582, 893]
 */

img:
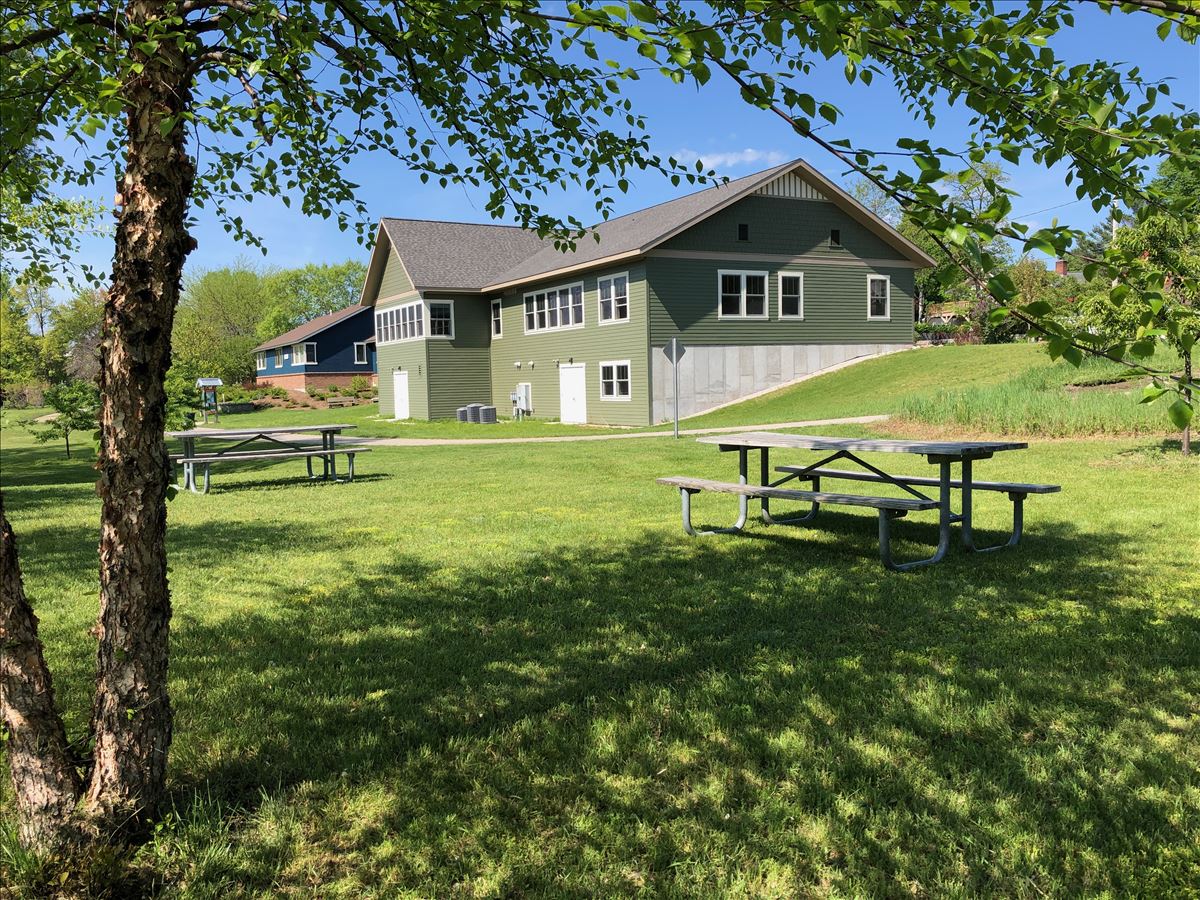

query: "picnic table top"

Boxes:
[165, 424, 356, 439]
[696, 431, 1027, 457]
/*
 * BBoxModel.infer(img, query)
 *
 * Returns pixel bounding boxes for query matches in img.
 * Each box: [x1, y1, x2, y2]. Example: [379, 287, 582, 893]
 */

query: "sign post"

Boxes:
[663, 338, 686, 439]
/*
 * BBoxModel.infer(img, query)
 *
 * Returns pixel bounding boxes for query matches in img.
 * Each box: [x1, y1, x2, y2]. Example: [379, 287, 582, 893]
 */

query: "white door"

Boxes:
[392, 369, 410, 419]
[559, 363, 587, 424]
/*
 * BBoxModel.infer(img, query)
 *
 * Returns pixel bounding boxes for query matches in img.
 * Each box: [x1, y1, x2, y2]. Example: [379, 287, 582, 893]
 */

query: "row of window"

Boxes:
[256, 342, 370, 370]
[376, 300, 454, 345]
[492, 273, 630, 338]
[376, 270, 885, 351]
[718, 271, 890, 321]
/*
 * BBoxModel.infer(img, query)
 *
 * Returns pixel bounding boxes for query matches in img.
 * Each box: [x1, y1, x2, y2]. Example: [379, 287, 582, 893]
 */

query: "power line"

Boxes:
[1011, 197, 1085, 220]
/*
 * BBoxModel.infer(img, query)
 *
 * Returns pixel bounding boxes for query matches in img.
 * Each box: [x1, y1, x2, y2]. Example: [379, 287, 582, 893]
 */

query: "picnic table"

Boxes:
[657, 431, 1059, 571]
[166, 424, 370, 494]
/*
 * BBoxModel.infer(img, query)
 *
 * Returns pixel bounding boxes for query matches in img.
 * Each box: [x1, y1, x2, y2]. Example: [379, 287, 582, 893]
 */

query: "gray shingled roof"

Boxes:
[374, 159, 932, 294]
[489, 162, 793, 286]
[379, 219, 547, 291]
[254, 302, 370, 352]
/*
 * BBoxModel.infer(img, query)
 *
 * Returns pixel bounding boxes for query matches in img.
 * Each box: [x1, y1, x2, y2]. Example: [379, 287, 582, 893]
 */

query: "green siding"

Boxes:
[378, 248, 414, 299]
[375, 339, 428, 420]
[659, 194, 907, 261]
[488, 262, 651, 426]
[648, 256, 914, 346]
[425, 294, 493, 418]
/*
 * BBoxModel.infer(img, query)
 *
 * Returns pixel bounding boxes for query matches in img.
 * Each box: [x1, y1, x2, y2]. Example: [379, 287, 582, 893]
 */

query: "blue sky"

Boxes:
[54, 4, 1200, 290]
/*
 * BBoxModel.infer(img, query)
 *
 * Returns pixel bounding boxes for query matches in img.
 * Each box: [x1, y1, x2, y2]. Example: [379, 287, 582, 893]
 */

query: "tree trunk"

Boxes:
[1183, 352, 1193, 457]
[0, 493, 85, 852]
[83, 2, 195, 836]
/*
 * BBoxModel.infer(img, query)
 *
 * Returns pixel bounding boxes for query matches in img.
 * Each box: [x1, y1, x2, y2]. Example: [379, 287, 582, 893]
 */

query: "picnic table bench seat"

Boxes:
[655, 476, 938, 512]
[175, 447, 371, 493]
[774, 466, 1061, 496]
[326, 396, 356, 408]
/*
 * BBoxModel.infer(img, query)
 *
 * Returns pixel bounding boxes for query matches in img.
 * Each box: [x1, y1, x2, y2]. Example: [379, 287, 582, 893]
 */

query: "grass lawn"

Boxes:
[2, 404, 1198, 895]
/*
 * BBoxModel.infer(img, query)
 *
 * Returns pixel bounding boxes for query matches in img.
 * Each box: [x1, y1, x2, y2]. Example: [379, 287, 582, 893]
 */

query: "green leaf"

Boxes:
[1140, 385, 1168, 404]
[80, 117, 103, 138]
[987, 272, 1017, 301]
[1088, 98, 1116, 126]
[1167, 398, 1194, 430]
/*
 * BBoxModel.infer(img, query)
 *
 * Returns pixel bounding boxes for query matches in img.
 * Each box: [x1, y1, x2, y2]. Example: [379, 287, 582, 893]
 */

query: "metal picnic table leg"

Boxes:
[960, 458, 1026, 552]
[678, 447, 749, 536]
[879, 459, 952, 572]
[183, 437, 196, 492]
[760, 446, 820, 525]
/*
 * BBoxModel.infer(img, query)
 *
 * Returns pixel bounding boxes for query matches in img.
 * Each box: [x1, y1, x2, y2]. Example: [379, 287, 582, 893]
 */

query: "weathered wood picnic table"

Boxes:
[166, 424, 370, 493]
[658, 431, 1059, 571]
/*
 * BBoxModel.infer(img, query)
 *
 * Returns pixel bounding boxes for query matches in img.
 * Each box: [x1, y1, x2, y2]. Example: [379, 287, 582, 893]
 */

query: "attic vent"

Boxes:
[737, 223, 749, 242]
[829, 228, 841, 247]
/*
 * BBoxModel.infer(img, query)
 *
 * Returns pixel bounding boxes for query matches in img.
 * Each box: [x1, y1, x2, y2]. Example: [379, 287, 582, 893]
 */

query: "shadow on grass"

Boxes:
[152, 517, 1198, 894]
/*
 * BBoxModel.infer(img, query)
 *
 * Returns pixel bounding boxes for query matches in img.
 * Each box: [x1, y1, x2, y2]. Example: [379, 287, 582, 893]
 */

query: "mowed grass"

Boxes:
[207, 400, 635, 439]
[2, 413, 1199, 896]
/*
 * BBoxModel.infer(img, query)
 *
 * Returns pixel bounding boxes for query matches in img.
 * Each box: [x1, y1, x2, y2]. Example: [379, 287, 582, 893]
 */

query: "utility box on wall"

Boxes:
[511, 382, 533, 417]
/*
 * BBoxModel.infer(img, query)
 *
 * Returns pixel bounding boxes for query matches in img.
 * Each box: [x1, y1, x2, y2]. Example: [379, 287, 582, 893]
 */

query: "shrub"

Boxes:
[326, 384, 342, 395]
[306, 386, 321, 398]
[350, 375, 370, 394]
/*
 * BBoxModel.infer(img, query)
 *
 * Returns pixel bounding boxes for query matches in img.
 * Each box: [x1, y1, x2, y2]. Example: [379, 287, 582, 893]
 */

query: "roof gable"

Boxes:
[254, 303, 371, 352]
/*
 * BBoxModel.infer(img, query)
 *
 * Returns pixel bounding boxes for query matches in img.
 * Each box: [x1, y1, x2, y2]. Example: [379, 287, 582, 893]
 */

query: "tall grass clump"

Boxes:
[898, 354, 1183, 436]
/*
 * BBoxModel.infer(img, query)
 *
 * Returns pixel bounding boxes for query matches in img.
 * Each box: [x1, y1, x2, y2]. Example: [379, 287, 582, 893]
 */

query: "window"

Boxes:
[598, 273, 629, 324]
[428, 301, 454, 338]
[353, 342, 368, 365]
[600, 360, 631, 401]
[868, 275, 891, 320]
[293, 342, 317, 365]
[256, 352, 266, 371]
[717, 270, 768, 319]
[274, 348, 283, 367]
[737, 223, 749, 241]
[375, 300, 425, 344]
[779, 273, 804, 319]
[491, 300, 502, 338]
[830, 228, 841, 247]
[523, 282, 584, 333]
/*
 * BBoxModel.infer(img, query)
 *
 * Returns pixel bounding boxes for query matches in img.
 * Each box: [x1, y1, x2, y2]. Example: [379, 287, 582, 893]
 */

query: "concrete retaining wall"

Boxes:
[651, 342, 906, 423]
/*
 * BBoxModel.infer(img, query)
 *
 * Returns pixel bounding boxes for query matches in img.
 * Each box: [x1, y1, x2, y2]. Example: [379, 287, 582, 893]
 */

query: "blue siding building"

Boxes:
[254, 303, 377, 393]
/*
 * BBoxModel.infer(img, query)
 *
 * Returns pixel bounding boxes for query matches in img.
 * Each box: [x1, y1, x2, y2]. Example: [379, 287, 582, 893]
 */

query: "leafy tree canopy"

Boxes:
[257, 260, 367, 340]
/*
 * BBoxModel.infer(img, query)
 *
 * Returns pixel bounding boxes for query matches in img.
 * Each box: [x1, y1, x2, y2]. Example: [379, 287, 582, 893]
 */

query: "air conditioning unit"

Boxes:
[511, 382, 533, 417]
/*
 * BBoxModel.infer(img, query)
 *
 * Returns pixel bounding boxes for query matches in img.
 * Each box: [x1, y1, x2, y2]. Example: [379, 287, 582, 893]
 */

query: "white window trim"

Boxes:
[274, 348, 283, 367]
[375, 299, 426, 345]
[867, 274, 891, 321]
[777, 272, 805, 320]
[716, 269, 769, 320]
[490, 299, 503, 339]
[255, 352, 266, 371]
[427, 298, 455, 340]
[597, 272, 631, 326]
[353, 342, 368, 364]
[297, 341, 317, 365]
[599, 359, 633, 402]
[522, 281, 586, 334]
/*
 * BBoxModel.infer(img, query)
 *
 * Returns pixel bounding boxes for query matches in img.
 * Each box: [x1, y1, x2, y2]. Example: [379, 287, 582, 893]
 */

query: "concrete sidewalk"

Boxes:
[359, 415, 889, 447]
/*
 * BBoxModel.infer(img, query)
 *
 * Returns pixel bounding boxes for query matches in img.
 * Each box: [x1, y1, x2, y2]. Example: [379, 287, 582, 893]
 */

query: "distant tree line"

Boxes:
[1, 258, 366, 406]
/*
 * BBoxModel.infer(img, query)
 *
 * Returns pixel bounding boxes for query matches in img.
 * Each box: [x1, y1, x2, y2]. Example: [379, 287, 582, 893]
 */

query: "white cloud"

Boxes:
[675, 147, 787, 171]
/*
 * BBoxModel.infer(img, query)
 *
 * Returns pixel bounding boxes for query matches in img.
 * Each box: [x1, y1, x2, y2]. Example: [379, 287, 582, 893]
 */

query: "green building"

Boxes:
[359, 159, 934, 426]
